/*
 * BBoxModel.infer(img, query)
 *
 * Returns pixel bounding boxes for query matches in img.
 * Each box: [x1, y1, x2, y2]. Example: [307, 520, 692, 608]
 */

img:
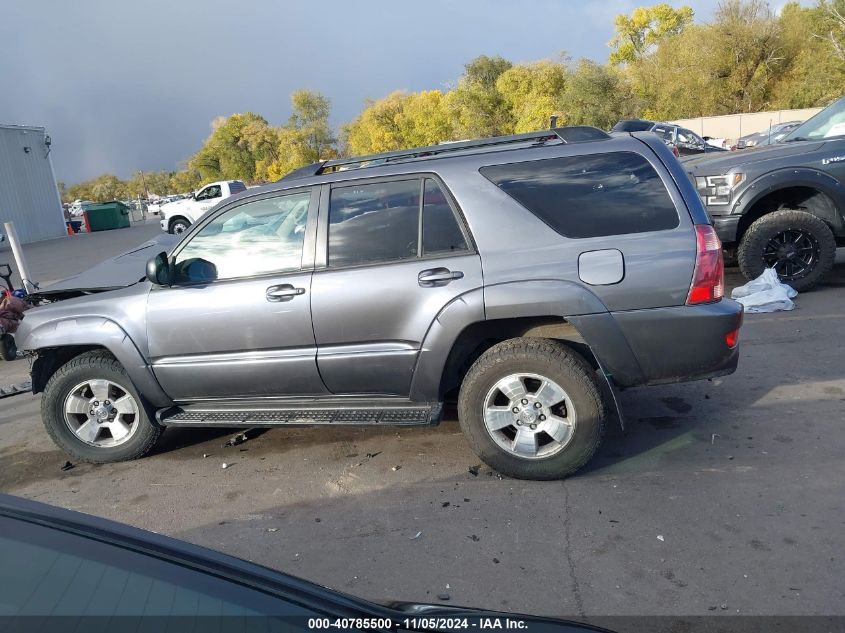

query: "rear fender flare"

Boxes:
[410, 281, 646, 402]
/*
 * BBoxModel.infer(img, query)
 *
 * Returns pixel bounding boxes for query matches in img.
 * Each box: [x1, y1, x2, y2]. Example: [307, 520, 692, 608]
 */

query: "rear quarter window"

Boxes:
[479, 152, 680, 239]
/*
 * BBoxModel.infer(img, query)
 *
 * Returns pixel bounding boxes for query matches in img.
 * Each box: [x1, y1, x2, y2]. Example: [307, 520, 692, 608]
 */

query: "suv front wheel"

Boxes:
[458, 338, 606, 480]
[738, 209, 836, 292]
[41, 351, 162, 463]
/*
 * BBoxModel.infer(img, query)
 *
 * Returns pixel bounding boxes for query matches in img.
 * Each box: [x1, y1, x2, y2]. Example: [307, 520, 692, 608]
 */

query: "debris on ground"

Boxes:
[468, 465, 480, 476]
[354, 452, 382, 467]
[493, 558, 500, 564]
[731, 268, 797, 313]
[60, 461, 74, 472]
[720, 604, 728, 610]
[0, 381, 32, 399]
[267, 528, 278, 532]
[711, 433, 720, 445]
[437, 593, 450, 601]
[468, 534, 480, 542]
[202, 453, 210, 458]
[409, 531, 422, 540]
[657, 535, 665, 542]
[441, 501, 450, 508]
[392, 465, 402, 471]
[224, 431, 251, 448]
[221, 463, 229, 469]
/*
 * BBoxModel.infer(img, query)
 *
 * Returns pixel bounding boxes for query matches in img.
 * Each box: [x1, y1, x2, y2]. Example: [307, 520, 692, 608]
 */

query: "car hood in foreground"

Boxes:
[0, 494, 612, 632]
[32, 233, 180, 299]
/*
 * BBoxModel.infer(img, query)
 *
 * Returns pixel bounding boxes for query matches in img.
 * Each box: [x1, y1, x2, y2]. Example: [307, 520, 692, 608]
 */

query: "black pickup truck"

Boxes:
[685, 96, 845, 291]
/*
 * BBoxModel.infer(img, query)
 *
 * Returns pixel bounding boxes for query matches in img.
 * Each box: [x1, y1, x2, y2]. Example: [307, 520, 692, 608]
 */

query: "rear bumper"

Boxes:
[611, 299, 742, 386]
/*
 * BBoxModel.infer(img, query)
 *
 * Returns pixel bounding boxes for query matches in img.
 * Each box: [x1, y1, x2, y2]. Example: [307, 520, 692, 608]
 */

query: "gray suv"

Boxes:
[15, 127, 743, 480]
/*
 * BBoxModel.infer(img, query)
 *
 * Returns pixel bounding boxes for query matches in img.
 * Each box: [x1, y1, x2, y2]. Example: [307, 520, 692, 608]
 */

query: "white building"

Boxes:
[0, 124, 66, 244]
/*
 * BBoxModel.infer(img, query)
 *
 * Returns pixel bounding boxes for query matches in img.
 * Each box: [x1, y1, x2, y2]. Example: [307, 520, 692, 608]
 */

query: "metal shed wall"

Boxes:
[0, 124, 66, 244]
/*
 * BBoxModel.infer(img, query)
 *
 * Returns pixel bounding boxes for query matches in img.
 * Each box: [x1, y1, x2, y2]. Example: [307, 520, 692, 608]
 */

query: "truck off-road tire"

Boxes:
[457, 338, 606, 480]
[168, 217, 191, 234]
[738, 210, 836, 292]
[41, 351, 162, 463]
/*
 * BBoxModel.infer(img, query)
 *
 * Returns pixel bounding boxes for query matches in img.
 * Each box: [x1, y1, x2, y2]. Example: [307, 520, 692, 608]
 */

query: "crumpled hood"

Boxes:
[33, 233, 180, 298]
[683, 140, 826, 172]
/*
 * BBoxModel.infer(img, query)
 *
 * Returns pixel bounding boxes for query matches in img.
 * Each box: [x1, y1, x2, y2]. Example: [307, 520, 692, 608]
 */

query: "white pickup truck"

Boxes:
[159, 180, 247, 234]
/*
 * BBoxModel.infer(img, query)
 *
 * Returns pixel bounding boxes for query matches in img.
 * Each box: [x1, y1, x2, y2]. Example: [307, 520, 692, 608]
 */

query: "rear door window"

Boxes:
[422, 178, 469, 256]
[328, 179, 421, 267]
[480, 152, 680, 239]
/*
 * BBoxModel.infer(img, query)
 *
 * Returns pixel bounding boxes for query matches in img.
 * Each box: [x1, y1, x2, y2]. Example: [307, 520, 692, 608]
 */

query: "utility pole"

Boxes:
[138, 170, 149, 220]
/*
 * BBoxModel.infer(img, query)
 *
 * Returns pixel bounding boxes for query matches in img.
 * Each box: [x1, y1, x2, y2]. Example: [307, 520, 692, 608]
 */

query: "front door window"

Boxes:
[174, 191, 310, 283]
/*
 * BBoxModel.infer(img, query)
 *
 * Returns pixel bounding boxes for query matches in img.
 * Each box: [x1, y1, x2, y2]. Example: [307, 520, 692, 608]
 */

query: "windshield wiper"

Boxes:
[782, 136, 810, 143]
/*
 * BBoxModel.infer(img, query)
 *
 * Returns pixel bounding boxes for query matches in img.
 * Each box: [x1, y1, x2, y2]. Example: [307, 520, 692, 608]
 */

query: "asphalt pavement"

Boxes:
[0, 224, 843, 623]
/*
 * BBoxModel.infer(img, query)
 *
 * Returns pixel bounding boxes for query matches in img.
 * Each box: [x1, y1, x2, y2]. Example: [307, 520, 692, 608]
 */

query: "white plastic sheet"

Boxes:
[730, 268, 797, 313]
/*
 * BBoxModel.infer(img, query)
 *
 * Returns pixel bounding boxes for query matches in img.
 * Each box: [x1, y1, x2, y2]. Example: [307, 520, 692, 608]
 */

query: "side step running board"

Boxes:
[158, 403, 442, 428]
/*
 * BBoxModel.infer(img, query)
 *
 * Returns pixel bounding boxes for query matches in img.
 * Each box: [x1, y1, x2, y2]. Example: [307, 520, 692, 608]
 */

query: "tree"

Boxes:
[170, 169, 204, 194]
[342, 91, 411, 155]
[264, 90, 338, 181]
[447, 55, 514, 137]
[342, 89, 455, 157]
[188, 113, 270, 182]
[816, 0, 845, 61]
[562, 60, 640, 128]
[496, 61, 567, 133]
[609, 3, 694, 65]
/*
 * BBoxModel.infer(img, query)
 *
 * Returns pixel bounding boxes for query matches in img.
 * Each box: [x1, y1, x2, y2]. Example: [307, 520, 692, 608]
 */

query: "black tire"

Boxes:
[457, 338, 606, 480]
[738, 210, 836, 292]
[0, 333, 16, 361]
[41, 351, 162, 463]
[168, 217, 191, 234]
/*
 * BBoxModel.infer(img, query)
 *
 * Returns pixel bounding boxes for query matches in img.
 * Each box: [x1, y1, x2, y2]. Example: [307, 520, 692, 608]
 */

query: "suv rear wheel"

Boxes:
[457, 338, 606, 480]
[41, 351, 162, 463]
[738, 209, 836, 292]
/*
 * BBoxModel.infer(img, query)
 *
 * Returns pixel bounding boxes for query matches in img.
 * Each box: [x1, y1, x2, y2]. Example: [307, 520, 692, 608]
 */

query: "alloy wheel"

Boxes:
[63, 379, 140, 447]
[483, 372, 576, 460]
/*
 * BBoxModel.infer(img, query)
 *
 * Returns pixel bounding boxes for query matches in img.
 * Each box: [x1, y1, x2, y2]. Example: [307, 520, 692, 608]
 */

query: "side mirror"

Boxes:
[146, 251, 172, 286]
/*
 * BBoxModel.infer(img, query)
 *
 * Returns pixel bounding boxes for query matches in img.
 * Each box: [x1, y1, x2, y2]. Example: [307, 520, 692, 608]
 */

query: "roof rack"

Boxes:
[277, 126, 610, 182]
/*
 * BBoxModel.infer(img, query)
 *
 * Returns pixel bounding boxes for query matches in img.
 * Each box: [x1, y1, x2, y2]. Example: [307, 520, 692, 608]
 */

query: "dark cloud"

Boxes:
[0, 0, 718, 183]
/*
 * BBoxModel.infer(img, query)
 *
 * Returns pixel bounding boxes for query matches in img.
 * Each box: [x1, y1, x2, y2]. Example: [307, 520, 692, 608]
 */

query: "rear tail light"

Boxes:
[725, 328, 739, 348]
[687, 224, 724, 305]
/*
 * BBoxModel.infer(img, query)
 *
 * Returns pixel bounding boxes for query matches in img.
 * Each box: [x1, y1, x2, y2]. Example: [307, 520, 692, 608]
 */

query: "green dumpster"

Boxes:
[84, 201, 131, 232]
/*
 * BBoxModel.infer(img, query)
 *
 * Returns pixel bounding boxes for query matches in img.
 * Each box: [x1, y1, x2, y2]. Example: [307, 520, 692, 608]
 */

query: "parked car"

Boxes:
[612, 119, 728, 156]
[685, 96, 845, 291]
[735, 121, 802, 149]
[0, 494, 606, 631]
[650, 123, 728, 156]
[15, 126, 742, 480]
[159, 180, 248, 234]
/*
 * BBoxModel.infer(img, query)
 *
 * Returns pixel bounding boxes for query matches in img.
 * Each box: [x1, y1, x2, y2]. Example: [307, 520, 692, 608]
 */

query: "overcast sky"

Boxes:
[1, 0, 723, 184]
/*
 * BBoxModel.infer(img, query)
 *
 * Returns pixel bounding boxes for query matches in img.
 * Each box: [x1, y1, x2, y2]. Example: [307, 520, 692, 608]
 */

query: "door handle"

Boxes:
[266, 284, 305, 302]
[418, 267, 464, 287]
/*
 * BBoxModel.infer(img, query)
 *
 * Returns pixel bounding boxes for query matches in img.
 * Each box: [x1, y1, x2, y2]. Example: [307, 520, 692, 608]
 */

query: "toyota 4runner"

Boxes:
[15, 126, 743, 480]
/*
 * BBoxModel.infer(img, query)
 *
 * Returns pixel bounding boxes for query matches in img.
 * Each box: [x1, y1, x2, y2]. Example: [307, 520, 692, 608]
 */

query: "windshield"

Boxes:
[783, 97, 845, 141]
